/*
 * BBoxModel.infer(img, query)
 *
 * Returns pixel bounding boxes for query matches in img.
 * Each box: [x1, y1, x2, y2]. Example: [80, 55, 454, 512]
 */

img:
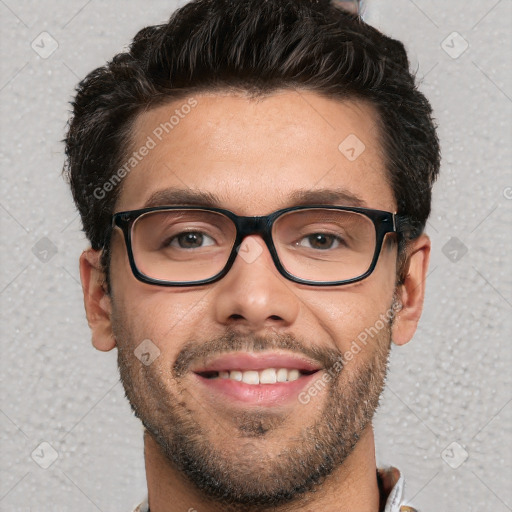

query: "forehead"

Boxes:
[116, 91, 395, 213]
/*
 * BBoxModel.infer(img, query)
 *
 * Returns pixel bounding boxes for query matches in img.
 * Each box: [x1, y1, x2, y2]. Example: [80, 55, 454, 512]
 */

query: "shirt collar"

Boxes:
[378, 466, 417, 512]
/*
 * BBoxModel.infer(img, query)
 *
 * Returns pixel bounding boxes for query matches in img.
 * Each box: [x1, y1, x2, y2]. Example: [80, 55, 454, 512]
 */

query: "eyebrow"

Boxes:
[143, 188, 221, 208]
[287, 188, 366, 208]
[142, 187, 367, 209]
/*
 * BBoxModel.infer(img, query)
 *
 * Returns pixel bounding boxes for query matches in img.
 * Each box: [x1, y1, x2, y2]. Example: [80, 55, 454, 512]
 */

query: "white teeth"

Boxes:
[213, 368, 307, 384]
[260, 368, 277, 384]
[276, 368, 288, 382]
[242, 371, 260, 385]
[287, 369, 300, 382]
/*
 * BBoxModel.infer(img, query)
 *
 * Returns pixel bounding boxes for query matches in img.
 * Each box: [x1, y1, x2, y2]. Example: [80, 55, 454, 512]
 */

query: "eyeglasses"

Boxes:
[111, 205, 406, 287]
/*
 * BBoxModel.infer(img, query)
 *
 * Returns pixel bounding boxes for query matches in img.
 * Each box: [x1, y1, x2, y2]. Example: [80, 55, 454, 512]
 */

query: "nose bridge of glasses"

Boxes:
[236, 215, 270, 239]
[232, 215, 276, 264]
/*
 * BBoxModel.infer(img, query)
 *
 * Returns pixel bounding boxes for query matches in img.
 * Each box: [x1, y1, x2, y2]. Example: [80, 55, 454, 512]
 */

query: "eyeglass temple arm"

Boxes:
[394, 214, 425, 240]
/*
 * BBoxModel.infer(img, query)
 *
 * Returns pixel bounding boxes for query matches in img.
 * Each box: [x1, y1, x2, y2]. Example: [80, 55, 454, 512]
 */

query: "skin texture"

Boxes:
[79, 90, 430, 512]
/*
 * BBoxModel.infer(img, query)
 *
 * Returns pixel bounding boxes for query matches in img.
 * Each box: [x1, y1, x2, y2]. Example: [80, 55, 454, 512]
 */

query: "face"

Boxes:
[83, 91, 426, 507]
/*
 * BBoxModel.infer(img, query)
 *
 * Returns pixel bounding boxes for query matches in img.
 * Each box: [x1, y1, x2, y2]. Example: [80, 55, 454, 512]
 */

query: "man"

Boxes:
[64, 0, 440, 510]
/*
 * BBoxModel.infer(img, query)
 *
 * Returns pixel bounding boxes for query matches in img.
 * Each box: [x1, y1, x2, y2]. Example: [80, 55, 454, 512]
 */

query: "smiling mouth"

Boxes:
[196, 368, 318, 385]
[190, 351, 323, 405]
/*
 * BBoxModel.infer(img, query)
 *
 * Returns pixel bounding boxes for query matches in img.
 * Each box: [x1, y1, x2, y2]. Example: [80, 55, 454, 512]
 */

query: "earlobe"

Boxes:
[79, 249, 116, 352]
[391, 235, 431, 346]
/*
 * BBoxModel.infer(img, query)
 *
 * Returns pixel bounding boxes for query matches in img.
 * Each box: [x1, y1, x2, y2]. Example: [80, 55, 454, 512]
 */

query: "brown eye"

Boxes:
[298, 233, 342, 250]
[167, 232, 215, 249]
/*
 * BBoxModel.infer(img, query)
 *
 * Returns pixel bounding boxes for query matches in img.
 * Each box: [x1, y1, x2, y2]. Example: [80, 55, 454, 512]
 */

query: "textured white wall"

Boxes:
[0, 1, 510, 511]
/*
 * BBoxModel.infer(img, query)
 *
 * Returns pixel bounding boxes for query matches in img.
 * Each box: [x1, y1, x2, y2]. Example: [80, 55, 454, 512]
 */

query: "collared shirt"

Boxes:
[131, 467, 417, 512]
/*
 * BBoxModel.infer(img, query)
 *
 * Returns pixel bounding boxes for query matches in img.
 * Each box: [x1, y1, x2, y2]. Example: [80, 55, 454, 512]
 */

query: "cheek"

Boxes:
[302, 276, 395, 354]
[108, 238, 187, 348]
[111, 277, 215, 361]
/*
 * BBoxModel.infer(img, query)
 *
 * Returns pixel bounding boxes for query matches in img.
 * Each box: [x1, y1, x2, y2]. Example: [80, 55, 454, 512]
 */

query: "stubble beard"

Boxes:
[115, 319, 392, 511]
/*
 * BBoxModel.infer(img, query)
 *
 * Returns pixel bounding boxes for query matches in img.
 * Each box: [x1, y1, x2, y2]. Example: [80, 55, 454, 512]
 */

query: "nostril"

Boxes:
[229, 314, 245, 320]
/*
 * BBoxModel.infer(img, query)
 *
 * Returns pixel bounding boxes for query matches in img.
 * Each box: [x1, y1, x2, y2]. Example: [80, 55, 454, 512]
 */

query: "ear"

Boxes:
[391, 234, 431, 346]
[79, 248, 116, 352]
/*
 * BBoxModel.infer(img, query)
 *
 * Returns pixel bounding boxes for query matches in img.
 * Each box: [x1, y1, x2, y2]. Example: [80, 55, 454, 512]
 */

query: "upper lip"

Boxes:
[192, 352, 322, 373]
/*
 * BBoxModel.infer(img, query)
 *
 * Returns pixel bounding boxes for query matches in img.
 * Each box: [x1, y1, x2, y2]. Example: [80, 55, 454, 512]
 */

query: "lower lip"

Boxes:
[193, 372, 320, 407]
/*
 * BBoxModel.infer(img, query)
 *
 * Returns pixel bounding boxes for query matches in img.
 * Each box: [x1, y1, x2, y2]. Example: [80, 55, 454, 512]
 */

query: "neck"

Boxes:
[143, 426, 380, 512]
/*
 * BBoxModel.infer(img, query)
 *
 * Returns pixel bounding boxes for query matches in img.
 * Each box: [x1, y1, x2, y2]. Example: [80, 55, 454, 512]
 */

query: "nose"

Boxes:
[211, 235, 300, 332]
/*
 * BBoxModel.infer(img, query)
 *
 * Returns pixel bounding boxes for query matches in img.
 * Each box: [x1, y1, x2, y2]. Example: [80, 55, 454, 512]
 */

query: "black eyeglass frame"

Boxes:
[112, 205, 408, 287]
